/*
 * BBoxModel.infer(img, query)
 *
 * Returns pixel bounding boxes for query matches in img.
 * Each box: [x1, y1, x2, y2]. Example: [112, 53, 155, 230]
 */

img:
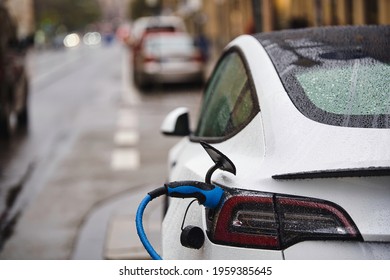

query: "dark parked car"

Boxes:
[0, 4, 30, 138]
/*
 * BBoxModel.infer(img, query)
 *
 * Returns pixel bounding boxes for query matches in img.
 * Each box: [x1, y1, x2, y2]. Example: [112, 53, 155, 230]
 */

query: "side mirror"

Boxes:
[161, 107, 190, 136]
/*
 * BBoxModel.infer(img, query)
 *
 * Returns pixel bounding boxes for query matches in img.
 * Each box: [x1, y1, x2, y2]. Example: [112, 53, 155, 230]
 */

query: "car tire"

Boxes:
[17, 80, 29, 128]
[132, 68, 139, 86]
[134, 72, 150, 91]
[0, 106, 17, 138]
[133, 70, 143, 87]
[0, 80, 29, 138]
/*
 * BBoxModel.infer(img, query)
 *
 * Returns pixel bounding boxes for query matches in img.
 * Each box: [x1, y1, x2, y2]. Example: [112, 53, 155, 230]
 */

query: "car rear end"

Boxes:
[138, 33, 205, 84]
[204, 175, 390, 259]
[163, 134, 390, 260]
[194, 25, 388, 259]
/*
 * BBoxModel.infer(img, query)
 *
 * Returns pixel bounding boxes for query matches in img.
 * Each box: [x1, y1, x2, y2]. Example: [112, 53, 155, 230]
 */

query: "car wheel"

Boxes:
[0, 106, 17, 138]
[134, 71, 143, 87]
[17, 80, 29, 128]
[134, 71, 141, 86]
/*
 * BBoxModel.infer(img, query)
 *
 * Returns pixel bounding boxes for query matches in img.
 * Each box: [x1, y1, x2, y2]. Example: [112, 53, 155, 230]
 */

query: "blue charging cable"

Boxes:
[135, 181, 225, 260]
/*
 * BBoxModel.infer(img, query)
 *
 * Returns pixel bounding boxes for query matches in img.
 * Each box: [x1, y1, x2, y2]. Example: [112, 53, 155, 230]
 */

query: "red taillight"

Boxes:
[143, 55, 157, 63]
[193, 51, 204, 62]
[208, 189, 362, 250]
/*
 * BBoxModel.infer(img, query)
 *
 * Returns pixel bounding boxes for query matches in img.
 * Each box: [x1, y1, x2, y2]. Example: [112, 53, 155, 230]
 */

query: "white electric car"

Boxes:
[161, 26, 390, 259]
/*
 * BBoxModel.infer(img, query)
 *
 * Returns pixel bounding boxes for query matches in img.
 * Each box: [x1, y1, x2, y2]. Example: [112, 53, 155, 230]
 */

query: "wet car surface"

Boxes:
[161, 25, 390, 260]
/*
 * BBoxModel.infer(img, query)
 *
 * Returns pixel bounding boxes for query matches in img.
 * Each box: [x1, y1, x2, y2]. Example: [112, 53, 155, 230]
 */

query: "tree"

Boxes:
[129, 0, 161, 20]
[35, 0, 101, 35]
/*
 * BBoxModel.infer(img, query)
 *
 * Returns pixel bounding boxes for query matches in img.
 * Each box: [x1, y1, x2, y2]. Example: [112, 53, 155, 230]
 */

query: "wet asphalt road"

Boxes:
[0, 41, 204, 258]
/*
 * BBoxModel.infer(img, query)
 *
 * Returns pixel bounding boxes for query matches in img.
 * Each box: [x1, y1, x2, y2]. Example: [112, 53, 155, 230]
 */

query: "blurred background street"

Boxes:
[0, 0, 389, 259]
[0, 40, 202, 259]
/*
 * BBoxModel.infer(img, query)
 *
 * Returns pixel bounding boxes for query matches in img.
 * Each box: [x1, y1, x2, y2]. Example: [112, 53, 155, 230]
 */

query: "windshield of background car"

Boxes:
[194, 51, 259, 139]
[144, 35, 195, 55]
[254, 26, 390, 128]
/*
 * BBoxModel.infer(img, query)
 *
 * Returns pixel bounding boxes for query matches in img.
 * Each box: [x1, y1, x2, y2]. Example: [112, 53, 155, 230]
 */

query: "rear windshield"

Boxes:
[254, 26, 390, 128]
[145, 35, 194, 54]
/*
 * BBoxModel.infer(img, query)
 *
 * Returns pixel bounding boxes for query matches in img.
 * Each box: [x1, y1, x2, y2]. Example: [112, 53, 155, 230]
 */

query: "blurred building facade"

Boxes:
[97, 0, 132, 22]
[162, 0, 390, 51]
[271, 0, 390, 29]
[2, 0, 34, 38]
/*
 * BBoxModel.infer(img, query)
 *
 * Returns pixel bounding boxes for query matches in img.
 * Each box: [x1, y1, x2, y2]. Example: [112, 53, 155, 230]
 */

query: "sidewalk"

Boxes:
[72, 188, 163, 260]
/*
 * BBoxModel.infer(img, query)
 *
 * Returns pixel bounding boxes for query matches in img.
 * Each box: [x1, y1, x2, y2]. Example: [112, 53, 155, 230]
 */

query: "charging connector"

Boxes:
[165, 181, 224, 209]
[135, 181, 225, 260]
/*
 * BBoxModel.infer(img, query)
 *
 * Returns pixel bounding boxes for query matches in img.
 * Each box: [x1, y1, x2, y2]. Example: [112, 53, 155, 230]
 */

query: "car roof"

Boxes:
[224, 31, 390, 176]
[131, 16, 186, 41]
[253, 25, 388, 62]
[143, 31, 191, 39]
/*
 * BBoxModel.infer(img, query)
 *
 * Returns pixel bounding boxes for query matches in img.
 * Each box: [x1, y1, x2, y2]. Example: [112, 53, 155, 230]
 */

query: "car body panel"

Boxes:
[142, 60, 204, 83]
[284, 241, 390, 260]
[131, 16, 187, 44]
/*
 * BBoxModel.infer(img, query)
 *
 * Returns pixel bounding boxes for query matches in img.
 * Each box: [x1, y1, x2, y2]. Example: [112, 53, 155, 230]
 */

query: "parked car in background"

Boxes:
[129, 16, 194, 89]
[130, 16, 186, 61]
[0, 4, 30, 138]
[161, 25, 390, 259]
[133, 32, 205, 88]
[130, 16, 187, 47]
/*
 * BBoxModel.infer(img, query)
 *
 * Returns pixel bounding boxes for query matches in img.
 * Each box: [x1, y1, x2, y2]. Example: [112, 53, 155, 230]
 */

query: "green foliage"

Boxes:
[35, 0, 101, 33]
[129, 0, 162, 20]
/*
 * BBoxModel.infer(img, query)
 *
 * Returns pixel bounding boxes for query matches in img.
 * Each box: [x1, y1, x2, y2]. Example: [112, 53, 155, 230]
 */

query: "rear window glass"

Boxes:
[296, 62, 390, 115]
[145, 35, 194, 54]
[254, 26, 390, 128]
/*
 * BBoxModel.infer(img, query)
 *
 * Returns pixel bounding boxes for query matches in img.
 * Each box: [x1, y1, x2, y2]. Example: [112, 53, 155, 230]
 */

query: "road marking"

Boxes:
[112, 108, 140, 170]
[110, 47, 141, 172]
[111, 148, 140, 171]
[121, 46, 140, 106]
[117, 109, 138, 129]
[114, 130, 139, 146]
